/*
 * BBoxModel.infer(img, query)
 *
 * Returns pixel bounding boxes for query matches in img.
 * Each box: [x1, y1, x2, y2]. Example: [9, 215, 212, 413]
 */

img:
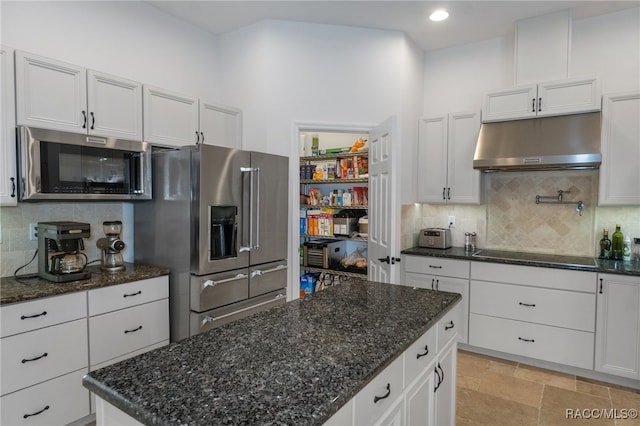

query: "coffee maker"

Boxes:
[96, 221, 126, 271]
[38, 221, 91, 282]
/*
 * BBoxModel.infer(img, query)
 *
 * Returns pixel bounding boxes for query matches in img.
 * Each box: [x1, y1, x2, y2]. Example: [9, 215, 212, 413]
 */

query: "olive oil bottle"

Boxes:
[611, 224, 624, 260]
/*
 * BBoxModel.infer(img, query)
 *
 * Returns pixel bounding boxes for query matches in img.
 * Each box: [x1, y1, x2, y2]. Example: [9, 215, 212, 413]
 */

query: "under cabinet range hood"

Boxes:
[473, 112, 602, 171]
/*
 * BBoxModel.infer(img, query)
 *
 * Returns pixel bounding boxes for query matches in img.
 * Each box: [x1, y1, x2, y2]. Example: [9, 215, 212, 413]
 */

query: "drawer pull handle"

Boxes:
[518, 337, 535, 343]
[202, 273, 248, 289]
[124, 326, 143, 334]
[518, 302, 536, 307]
[444, 321, 454, 330]
[21, 311, 47, 320]
[373, 383, 391, 403]
[123, 291, 142, 298]
[416, 345, 430, 359]
[428, 265, 442, 269]
[23, 405, 50, 419]
[22, 352, 48, 363]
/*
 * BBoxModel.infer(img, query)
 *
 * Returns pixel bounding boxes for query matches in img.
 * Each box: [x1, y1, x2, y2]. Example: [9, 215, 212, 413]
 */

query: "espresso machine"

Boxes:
[38, 221, 91, 282]
[96, 221, 126, 271]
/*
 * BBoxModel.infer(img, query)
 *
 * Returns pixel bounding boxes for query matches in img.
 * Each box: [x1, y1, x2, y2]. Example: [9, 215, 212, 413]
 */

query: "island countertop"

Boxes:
[83, 279, 461, 425]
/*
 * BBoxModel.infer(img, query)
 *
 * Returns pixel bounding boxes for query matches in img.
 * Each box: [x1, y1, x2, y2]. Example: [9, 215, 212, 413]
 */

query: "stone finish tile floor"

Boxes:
[457, 350, 640, 426]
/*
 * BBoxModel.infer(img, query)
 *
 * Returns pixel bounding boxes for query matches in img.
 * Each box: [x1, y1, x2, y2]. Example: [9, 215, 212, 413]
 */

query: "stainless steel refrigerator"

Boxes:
[134, 144, 288, 342]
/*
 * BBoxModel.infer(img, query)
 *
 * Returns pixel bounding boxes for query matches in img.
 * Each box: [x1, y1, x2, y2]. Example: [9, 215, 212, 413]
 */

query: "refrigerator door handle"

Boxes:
[251, 264, 287, 278]
[240, 166, 260, 251]
[201, 292, 286, 326]
[202, 273, 248, 290]
[254, 167, 260, 250]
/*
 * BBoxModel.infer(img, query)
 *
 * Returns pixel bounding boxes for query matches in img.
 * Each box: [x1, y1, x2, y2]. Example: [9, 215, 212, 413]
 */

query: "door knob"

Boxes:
[378, 256, 390, 264]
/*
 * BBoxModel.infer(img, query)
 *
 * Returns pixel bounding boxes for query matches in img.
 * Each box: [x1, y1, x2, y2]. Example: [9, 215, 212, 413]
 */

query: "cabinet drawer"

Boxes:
[470, 281, 596, 332]
[437, 302, 463, 350]
[353, 355, 403, 426]
[469, 313, 594, 369]
[0, 369, 89, 426]
[89, 299, 169, 366]
[190, 270, 249, 312]
[88, 276, 168, 316]
[404, 326, 437, 386]
[1, 319, 88, 396]
[471, 262, 596, 293]
[1, 292, 86, 338]
[404, 256, 470, 279]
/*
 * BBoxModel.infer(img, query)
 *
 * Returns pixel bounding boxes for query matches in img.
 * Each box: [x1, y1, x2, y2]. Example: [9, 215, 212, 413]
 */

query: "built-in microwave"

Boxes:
[16, 126, 152, 201]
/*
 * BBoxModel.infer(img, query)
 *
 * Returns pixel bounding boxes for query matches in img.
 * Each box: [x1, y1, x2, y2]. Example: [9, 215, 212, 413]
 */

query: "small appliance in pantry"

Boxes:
[418, 228, 452, 249]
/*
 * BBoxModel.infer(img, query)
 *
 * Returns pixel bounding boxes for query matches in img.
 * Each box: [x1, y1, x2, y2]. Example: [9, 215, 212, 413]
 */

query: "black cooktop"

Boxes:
[472, 249, 598, 269]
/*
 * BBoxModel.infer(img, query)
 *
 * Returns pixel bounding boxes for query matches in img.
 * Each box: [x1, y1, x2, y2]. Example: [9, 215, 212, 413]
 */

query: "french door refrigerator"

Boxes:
[135, 144, 288, 342]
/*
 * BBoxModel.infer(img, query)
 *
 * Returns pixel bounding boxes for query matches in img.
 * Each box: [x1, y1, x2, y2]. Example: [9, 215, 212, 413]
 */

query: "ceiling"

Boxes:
[147, 1, 639, 52]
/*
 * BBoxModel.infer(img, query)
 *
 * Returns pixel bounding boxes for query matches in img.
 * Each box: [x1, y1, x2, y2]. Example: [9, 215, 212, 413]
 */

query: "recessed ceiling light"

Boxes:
[429, 9, 449, 22]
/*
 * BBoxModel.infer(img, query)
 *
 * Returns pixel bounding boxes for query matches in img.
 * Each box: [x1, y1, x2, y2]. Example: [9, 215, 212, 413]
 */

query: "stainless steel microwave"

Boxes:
[16, 126, 152, 201]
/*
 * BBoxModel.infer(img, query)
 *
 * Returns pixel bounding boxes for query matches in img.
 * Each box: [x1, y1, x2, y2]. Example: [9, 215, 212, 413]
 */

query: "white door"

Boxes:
[1, 46, 17, 205]
[368, 116, 398, 284]
[199, 102, 242, 148]
[142, 85, 199, 147]
[87, 70, 143, 140]
[447, 111, 481, 204]
[537, 75, 601, 117]
[15, 50, 87, 132]
[481, 84, 537, 122]
[417, 115, 448, 203]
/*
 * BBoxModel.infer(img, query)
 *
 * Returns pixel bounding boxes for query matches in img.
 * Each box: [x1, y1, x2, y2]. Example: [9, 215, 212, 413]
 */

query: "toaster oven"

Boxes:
[303, 239, 346, 268]
[418, 228, 452, 249]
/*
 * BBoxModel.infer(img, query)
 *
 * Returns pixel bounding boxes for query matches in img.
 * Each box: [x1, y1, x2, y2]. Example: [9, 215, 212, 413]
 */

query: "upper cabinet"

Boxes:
[143, 85, 242, 148]
[1, 46, 17, 206]
[598, 90, 640, 206]
[482, 75, 601, 123]
[418, 111, 481, 204]
[15, 51, 143, 140]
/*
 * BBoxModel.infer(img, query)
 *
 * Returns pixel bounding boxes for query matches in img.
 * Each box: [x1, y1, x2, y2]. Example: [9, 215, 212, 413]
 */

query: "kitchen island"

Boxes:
[83, 279, 461, 425]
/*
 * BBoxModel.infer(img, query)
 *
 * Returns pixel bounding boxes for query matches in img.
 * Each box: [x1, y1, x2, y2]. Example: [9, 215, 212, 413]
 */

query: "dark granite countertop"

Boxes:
[83, 279, 461, 426]
[401, 246, 640, 277]
[0, 263, 170, 306]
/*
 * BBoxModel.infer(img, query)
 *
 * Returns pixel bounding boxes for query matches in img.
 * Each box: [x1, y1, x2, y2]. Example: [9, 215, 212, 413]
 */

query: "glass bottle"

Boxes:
[611, 224, 624, 260]
[598, 229, 611, 259]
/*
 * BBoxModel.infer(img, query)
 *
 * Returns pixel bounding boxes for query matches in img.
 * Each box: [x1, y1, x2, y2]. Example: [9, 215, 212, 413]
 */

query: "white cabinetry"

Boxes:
[595, 273, 640, 379]
[0, 45, 17, 205]
[469, 262, 597, 369]
[0, 292, 89, 426]
[15, 50, 143, 140]
[402, 256, 469, 344]
[482, 75, 601, 123]
[88, 276, 169, 369]
[417, 111, 481, 204]
[598, 91, 640, 206]
[143, 85, 242, 148]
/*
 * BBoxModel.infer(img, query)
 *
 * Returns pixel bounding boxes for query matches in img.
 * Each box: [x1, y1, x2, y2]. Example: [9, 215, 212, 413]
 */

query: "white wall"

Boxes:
[1, 1, 220, 101]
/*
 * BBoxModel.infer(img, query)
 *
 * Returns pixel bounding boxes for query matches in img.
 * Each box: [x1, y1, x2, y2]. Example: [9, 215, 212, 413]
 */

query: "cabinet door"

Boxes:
[0, 46, 17, 205]
[436, 277, 469, 344]
[15, 51, 87, 132]
[87, 70, 143, 140]
[598, 91, 640, 206]
[434, 340, 457, 426]
[374, 395, 404, 426]
[199, 102, 242, 148]
[142, 85, 199, 146]
[481, 84, 537, 122]
[404, 357, 436, 426]
[417, 115, 448, 203]
[595, 274, 640, 379]
[447, 111, 481, 204]
[537, 75, 601, 117]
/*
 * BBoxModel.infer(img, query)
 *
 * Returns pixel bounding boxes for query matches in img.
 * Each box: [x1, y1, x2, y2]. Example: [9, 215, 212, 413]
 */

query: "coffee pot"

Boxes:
[38, 221, 91, 282]
[97, 221, 126, 271]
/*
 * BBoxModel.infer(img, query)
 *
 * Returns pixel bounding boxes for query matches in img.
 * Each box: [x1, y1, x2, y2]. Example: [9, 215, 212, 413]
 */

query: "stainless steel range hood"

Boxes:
[473, 112, 602, 171]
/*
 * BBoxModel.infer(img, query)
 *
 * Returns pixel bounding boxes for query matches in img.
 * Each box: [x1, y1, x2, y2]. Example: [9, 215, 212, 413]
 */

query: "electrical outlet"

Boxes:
[448, 215, 456, 228]
[29, 223, 38, 241]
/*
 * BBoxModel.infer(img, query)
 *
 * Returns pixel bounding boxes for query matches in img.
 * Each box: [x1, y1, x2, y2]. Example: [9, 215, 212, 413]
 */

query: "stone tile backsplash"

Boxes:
[402, 170, 640, 258]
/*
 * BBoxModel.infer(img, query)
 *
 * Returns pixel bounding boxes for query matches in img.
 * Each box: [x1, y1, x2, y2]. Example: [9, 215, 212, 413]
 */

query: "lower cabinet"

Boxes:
[595, 273, 640, 379]
[326, 302, 461, 426]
